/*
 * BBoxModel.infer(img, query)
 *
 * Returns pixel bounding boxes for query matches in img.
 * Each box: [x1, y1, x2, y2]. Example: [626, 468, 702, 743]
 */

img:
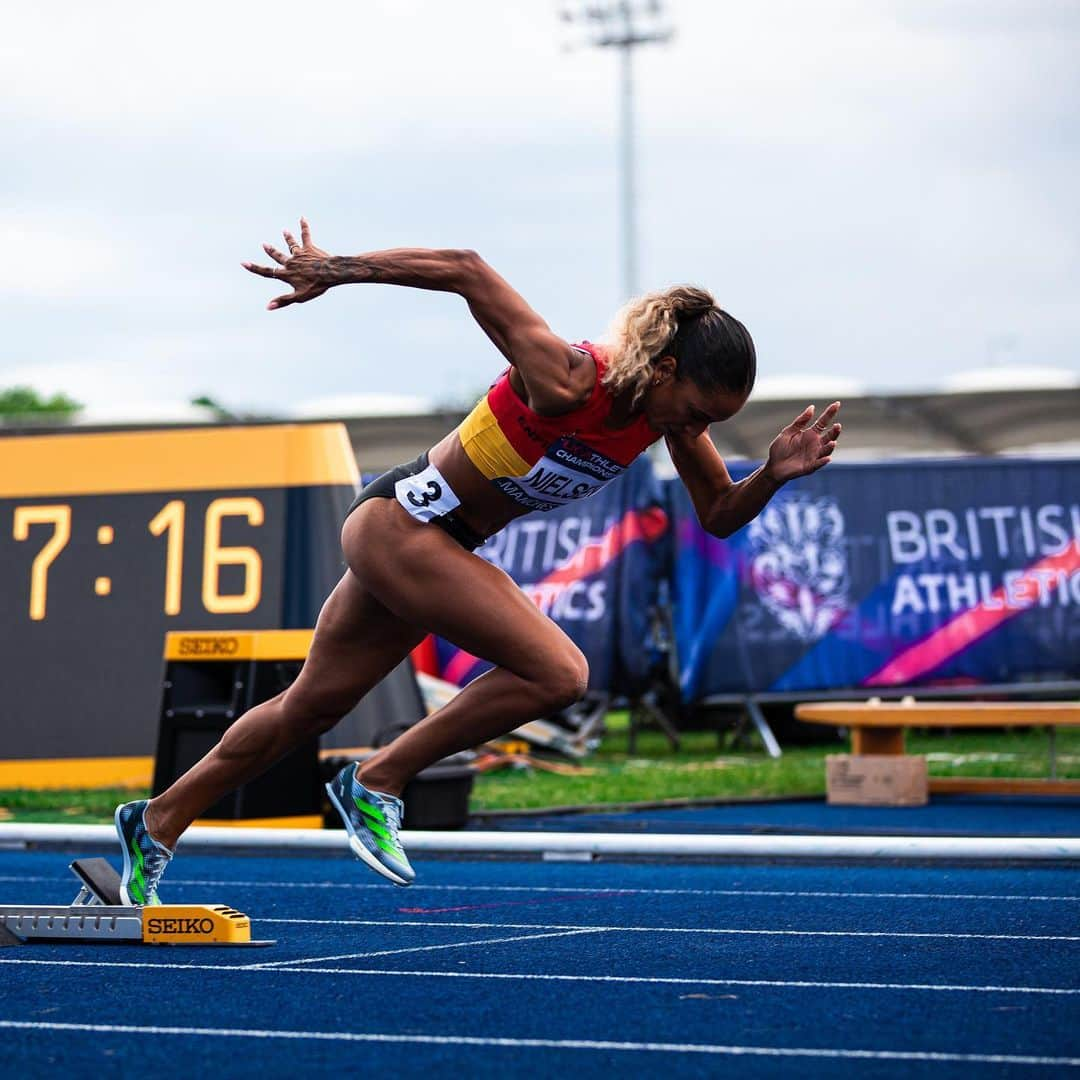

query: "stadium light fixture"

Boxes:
[559, 1, 674, 300]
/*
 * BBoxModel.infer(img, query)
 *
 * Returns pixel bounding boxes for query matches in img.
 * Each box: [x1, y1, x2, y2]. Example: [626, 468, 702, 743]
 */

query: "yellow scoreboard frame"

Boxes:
[0, 423, 359, 777]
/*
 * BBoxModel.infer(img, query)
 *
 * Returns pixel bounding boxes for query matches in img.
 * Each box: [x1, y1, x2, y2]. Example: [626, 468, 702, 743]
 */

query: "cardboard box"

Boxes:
[826, 754, 928, 806]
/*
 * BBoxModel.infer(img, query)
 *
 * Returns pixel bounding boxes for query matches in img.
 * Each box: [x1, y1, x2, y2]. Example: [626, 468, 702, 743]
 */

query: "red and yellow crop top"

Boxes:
[458, 342, 660, 513]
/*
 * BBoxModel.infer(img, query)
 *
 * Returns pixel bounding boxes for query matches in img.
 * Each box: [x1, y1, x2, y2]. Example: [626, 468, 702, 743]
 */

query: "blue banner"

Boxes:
[668, 458, 1080, 699]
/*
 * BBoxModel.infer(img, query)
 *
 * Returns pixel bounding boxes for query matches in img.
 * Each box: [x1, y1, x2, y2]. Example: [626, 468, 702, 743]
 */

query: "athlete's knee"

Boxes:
[543, 648, 590, 711]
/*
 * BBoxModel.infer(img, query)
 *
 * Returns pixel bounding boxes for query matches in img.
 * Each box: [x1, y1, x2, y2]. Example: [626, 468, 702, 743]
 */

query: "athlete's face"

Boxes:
[643, 356, 749, 438]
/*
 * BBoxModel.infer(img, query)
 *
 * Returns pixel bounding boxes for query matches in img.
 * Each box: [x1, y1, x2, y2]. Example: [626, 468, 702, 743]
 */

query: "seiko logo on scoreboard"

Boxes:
[177, 636, 240, 657]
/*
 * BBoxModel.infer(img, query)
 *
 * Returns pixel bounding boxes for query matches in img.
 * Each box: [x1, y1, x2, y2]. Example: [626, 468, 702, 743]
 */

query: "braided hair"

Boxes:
[603, 285, 756, 405]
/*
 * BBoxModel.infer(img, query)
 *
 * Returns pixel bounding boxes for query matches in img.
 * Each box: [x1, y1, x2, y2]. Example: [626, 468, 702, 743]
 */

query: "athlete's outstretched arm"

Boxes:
[243, 219, 582, 412]
[667, 431, 781, 539]
[668, 402, 842, 537]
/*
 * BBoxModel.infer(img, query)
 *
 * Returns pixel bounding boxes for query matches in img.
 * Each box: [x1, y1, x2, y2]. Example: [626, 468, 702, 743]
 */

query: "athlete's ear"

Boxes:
[653, 355, 677, 385]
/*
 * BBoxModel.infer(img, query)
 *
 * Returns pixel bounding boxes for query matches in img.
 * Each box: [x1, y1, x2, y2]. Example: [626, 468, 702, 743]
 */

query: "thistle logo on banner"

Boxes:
[748, 495, 849, 642]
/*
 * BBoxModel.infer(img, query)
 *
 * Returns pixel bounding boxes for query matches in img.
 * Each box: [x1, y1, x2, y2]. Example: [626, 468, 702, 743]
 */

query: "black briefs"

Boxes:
[346, 452, 485, 552]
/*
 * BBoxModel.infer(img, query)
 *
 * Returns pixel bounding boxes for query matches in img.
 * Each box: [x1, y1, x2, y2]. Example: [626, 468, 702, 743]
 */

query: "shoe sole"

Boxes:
[114, 803, 135, 906]
[325, 782, 412, 887]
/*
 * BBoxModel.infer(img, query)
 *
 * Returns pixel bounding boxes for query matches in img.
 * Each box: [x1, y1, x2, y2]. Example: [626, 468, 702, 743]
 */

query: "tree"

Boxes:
[190, 394, 236, 421]
[0, 386, 82, 416]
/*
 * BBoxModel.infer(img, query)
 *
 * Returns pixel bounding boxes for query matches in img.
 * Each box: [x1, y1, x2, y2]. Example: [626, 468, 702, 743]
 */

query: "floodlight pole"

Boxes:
[562, 2, 673, 301]
[618, 42, 637, 300]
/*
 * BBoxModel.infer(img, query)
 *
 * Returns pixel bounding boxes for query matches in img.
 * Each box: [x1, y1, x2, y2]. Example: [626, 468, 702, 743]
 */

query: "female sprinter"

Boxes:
[114, 219, 841, 901]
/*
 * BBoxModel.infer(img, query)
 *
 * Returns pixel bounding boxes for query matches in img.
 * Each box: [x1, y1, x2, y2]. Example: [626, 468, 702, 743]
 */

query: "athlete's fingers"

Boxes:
[782, 405, 814, 432]
[300, 217, 311, 246]
[814, 402, 842, 430]
[262, 243, 288, 265]
[817, 440, 837, 459]
[268, 285, 326, 311]
[827, 422, 842, 441]
[283, 228, 300, 253]
[243, 262, 280, 279]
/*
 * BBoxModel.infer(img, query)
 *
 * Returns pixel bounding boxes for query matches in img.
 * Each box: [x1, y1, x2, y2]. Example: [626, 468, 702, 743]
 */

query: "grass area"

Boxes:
[1, 722, 1076, 822]
[470, 722, 1080, 811]
[0, 788, 138, 824]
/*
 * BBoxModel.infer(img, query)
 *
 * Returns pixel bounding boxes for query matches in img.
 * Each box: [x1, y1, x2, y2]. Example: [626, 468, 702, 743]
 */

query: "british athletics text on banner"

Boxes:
[668, 458, 1080, 699]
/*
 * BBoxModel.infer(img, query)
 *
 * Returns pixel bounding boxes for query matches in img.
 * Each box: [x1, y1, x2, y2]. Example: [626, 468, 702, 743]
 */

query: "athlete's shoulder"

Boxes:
[573, 340, 607, 369]
[565, 341, 610, 407]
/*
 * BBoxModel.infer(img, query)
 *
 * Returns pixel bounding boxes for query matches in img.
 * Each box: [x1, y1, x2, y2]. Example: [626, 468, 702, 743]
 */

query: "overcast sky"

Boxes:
[3, 0, 1077, 417]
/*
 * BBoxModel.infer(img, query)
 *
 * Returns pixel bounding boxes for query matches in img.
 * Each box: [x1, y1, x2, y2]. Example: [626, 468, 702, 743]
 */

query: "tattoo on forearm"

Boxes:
[312, 256, 389, 285]
[313, 250, 459, 290]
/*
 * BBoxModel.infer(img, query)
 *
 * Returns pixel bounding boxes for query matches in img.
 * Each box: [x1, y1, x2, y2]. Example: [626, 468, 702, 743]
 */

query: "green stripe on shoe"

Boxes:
[129, 841, 146, 904]
[355, 799, 386, 825]
[367, 820, 394, 843]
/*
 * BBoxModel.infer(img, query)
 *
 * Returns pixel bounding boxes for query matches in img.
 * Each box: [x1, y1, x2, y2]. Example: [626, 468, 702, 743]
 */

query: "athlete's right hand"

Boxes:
[243, 218, 334, 310]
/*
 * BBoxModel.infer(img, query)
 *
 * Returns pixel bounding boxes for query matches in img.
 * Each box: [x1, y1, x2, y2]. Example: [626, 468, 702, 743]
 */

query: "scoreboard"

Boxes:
[0, 423, 359, 765]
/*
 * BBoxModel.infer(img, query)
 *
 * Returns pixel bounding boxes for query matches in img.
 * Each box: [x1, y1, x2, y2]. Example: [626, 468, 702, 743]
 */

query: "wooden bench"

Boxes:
[793, 701, 1080, 796]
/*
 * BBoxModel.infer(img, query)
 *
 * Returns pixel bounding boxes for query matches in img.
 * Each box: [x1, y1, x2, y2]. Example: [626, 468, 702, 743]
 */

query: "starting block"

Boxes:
[0, 858, 273, 947]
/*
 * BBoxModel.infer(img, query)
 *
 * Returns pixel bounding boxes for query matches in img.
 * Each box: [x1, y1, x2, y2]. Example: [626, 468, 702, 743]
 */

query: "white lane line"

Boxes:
[250, 917, 1080, 942]
[162, 880, 1080, 903]
[244, 928, 610, 970]
[0, 1020, 1076, 1066]
[0, 897, 1070, 941]
[2, 876, 1078, 902]
[1, 958, 1076, 996]
[224, 968, 1080, 995]
[0, 876, 67, 883]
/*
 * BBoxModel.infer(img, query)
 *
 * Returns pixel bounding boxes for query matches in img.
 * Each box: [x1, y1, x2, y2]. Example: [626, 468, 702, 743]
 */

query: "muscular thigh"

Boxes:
[343, 499, 581, 682]
[283, 568, 424, 718]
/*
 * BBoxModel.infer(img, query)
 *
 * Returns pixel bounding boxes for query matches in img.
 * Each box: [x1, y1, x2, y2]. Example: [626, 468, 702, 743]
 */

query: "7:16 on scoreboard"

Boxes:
[12, 496, 266, 621]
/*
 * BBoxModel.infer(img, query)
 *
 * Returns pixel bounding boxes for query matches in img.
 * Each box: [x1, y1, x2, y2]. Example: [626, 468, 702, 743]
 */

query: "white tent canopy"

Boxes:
[5, 379, 1078, 470]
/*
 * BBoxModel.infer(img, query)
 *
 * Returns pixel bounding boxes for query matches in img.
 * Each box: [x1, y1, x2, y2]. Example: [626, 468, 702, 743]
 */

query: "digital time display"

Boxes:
[12, 495, 268, 622]
[0, 424, 358, 764]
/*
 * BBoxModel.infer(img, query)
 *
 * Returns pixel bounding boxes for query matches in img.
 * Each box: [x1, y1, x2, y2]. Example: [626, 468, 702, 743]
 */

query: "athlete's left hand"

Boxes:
[242, 218, 333, 310]
[765, 402, 842, 483]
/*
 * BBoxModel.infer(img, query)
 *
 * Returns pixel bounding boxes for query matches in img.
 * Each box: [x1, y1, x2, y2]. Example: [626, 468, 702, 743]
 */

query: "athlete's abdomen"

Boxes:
[427, 430, 533, 538]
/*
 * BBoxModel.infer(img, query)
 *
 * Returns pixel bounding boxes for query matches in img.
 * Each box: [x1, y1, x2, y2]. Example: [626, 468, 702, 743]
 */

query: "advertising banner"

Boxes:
[668, 458, 1080, 699]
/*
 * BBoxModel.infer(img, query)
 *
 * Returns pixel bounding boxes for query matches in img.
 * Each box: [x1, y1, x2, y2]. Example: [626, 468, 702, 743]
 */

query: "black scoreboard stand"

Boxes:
[153, 630, 473, 827]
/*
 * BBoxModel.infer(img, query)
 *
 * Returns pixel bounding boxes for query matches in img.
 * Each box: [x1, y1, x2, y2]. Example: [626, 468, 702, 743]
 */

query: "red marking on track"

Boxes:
[398, 891, 633, 915]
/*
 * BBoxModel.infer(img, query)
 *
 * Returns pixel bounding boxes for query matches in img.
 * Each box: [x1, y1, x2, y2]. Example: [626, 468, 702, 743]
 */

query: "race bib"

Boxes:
[395, 462, 461, 522]
[493, 436, 625, 512]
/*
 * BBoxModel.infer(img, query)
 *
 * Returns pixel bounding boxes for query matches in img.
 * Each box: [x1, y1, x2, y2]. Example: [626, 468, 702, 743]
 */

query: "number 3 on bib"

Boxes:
[406, 481, 442, 508]
[394, 463, 461, 523]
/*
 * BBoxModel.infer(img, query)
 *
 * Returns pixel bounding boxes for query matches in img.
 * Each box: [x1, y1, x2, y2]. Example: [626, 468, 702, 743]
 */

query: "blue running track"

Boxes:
[1, 846, 1078, 1077]
[472, 795, 1080, 837]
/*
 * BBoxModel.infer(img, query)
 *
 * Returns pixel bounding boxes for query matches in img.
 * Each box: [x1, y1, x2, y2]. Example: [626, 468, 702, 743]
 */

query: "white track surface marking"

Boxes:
[0, 1020, 1076, 1066]
[245, 927, 609, 969]
[2, 876, 1078, 902]
[161, 879, 1080, 902]
[249, 917, 1080, 942]
[0, 957, 1077, 996]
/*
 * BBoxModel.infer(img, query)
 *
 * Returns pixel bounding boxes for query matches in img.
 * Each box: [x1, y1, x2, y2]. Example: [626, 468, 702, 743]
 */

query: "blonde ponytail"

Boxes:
[603, 285, 717, 405]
